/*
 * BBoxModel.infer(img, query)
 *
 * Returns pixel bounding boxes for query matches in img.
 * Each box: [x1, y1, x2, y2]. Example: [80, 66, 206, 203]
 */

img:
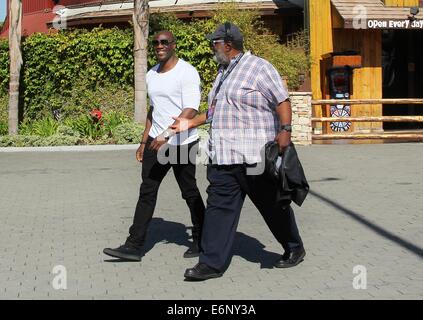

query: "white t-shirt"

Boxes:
[147, 59, 201, 145]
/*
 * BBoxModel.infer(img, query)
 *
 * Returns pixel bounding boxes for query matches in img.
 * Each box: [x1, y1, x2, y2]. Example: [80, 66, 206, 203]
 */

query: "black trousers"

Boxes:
[199, 164, 303, 271]
[126, 137, 205, 248]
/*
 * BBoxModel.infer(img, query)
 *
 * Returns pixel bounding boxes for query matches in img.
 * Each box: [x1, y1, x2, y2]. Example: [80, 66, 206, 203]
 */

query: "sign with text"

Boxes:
[367, 19, 423, 29]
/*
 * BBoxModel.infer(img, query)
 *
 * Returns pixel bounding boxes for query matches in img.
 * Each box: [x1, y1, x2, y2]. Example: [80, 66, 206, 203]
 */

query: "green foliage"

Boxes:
[0, 134, 80, 147]
[64, 115, 104, 140]
[21, 27, 133, 119]
[18, 119, 34, 135]
[32, 117, 59, 137]
[112, 122, 144, 144]
[212, 3, 309, 89]
[56, 124, 80, 137]
[0, 39, 8, 94]
[0, 120, 7, 135]
[19, 117, 60, 137]
[102, 110, 131, 137]
[0, 135, 42, 147]
[0, 112, 144, 146]
[0, 93, 7, 134]
[42, 134, 81, 146]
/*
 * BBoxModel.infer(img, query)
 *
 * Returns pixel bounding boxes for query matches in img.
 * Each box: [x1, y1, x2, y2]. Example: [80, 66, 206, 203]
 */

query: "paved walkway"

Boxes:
[0, 143, 422, 299]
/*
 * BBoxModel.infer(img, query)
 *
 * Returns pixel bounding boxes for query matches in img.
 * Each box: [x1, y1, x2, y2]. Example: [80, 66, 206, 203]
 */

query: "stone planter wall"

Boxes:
[290, 92, 312, 145]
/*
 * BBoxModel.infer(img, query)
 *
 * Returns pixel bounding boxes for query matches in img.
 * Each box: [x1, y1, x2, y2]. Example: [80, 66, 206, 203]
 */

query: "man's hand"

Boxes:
[136, 143, 146, 162]
[169, 116, 191, 133]
[148, 135, 167, 152]
[275, 130, 291, 154]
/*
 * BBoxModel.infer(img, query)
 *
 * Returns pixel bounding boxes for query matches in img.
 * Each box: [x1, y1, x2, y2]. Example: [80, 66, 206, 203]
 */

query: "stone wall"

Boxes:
[290, 92, 312, 145]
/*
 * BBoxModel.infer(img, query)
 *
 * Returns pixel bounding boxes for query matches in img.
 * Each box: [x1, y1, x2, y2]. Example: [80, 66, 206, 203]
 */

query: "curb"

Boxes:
[0, 144, 140, 153]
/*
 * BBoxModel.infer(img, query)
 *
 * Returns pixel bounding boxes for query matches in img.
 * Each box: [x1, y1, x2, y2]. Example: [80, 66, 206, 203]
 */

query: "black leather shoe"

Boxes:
[183, 241, 200, 258]
[103, 244, 142, 261]
[184, 263, 223, 281]
[274, 247, 306, 268]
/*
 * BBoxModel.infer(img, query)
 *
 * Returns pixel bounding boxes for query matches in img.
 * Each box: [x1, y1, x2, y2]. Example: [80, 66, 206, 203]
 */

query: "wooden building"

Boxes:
[309, 0, 423, 135]
[0, 1, 118, 37]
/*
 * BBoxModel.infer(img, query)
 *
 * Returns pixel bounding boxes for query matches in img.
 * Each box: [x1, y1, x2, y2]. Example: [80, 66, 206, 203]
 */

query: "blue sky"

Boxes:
[0, 0, 6, 23]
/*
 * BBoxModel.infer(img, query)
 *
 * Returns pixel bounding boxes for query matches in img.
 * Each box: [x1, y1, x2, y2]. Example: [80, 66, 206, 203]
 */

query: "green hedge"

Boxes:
[22, 28, 134, 119]
[0, 39, 9, 93]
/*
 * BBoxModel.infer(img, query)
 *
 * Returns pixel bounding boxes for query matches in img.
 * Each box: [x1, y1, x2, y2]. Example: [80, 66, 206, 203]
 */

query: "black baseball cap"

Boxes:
[206, 22, 244, 42]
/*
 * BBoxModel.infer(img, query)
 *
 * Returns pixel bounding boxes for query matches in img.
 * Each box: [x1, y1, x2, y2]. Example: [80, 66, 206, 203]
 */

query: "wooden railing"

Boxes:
[312, 99, 423, 141]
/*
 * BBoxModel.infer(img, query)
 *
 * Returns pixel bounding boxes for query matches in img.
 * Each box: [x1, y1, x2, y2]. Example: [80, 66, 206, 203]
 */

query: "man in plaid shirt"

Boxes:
[171, 23, 305, 281]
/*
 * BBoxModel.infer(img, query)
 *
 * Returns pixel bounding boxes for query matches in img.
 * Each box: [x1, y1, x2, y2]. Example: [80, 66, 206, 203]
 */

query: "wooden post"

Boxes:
[8, 0, 22, 135]
[133, 0, 149, 125]
[309, 0, 333, 135]
[407, 32, 415, 126]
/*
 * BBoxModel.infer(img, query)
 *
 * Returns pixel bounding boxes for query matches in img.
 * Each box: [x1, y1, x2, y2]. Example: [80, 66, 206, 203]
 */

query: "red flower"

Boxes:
[90, 109, 103, 121]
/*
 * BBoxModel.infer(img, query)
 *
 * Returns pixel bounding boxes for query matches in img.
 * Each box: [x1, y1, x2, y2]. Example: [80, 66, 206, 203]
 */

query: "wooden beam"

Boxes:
[313, 133, 423, 140]
[312, 116, 423, 122]
[312, 98, 423, 105]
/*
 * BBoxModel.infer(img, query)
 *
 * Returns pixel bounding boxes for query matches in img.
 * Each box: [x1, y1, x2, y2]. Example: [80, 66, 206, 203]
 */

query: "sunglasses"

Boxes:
[151, 39, 174, 47]
[211, 39, 225, 46]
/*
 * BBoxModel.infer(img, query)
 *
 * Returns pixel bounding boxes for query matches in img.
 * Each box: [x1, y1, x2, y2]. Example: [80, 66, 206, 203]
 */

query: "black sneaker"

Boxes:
[103, 244, 142, 261]
[183, 241, 200, 258]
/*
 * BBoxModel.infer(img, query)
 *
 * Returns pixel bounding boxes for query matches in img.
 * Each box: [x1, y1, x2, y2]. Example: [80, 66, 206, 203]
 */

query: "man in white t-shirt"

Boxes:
[103, 31, 205, 261]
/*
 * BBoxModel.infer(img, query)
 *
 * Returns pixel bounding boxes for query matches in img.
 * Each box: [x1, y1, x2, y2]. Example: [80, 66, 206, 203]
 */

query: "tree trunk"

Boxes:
[8, 0, 22, 135]
[133, 0, 149, 124]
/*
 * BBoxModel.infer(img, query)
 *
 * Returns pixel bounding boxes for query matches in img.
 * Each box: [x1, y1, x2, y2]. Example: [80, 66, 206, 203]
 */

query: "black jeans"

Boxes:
[199, 164, 303, 271]
[126, 137, 205, 249]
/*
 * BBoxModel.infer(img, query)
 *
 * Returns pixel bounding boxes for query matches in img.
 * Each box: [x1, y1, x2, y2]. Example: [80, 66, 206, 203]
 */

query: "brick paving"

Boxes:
[0, 143, 422, 299]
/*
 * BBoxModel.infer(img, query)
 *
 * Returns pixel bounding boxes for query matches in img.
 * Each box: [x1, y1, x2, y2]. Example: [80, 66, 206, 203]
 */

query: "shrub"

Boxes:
[64, 115, 104, 140]
[41, 134, 80, 146]
[0, 135, 42, 147]
[102, 110, 130, 137]
[56, 124, 80, 138]
[0, 39, 9, 94]
[18, 118, 35, 136]
[113, 122, 144, 144]
[0, 93, 7, 129]
[0, 134, 80, 147]
[19, 117, 58, 136]
[0, 120, 8, 135]
[32, 117, 59, 137]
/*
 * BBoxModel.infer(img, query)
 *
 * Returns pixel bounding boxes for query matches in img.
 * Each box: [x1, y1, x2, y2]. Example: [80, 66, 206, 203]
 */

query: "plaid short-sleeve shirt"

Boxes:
[207, 51, 289, 165]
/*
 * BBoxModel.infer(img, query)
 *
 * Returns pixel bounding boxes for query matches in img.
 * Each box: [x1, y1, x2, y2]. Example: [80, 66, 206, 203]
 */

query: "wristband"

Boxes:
[280, 124, 292, 132]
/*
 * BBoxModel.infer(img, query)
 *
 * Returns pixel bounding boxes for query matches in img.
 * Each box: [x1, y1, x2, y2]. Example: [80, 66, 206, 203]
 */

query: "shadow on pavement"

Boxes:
[104, 217, 281, 267]
[104, 217, 191, 262]
[232, 232, 281, 269]
[311, 190, 423, 259]
[143, 217, 192, 253]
